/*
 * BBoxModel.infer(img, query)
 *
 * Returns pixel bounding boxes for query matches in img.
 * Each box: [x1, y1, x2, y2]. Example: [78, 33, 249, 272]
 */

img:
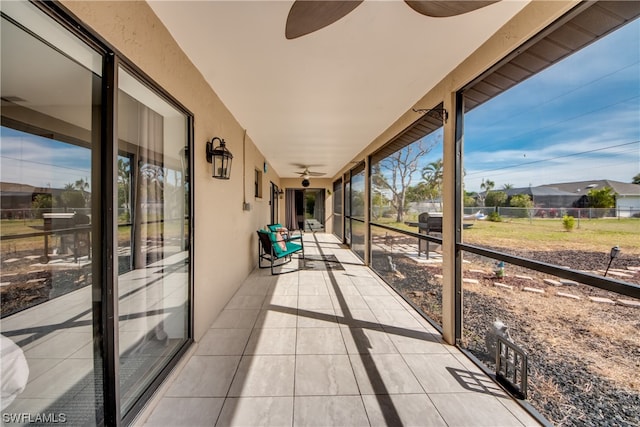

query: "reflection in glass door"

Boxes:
[333, 180, 343, 240]
[350, 167, 366, 260]
[117, 67, 191, 414]
[0, 2, 103, 424]
[270, 182, 279, 224]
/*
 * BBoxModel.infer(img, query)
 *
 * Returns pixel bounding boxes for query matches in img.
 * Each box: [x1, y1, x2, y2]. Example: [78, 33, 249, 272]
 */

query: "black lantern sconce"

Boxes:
[206, 137, 233, 179]
[278, 189, 284, 199]
[301, 178, 310, 188]
[604, 246, 620, 277]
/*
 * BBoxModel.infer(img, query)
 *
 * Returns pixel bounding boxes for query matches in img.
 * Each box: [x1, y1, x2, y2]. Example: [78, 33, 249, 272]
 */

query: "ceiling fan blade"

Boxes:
[307, 171, 326, 176]
[286, 0, 364, 39]
[404, 1, 500, 18]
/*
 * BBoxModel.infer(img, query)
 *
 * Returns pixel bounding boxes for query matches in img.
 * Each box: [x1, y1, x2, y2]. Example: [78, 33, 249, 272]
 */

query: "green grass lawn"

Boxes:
[0, 218, 44, 236]
[373, 216, 639, 254]
[1, 217, 188, 256]
[463, 217, 639, 254]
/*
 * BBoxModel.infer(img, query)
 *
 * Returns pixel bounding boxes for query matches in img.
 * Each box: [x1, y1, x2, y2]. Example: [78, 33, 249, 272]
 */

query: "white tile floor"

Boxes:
[1, 251, 189, 423]
[142, 233, 540, 427]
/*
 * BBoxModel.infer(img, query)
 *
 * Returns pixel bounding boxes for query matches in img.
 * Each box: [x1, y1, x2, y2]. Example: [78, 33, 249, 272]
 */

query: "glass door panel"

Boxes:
[116, 67, 190, 414]
[1, 2, 103, 424]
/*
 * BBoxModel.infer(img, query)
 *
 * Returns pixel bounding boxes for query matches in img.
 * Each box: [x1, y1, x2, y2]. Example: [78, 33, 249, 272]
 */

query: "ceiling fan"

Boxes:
[295, 165, 326, 179]
[286, 0, 500, 39]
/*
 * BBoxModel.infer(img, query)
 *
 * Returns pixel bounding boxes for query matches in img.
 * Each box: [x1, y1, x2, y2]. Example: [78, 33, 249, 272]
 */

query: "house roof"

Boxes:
[0, 182, 55, 194]
[504, 186, 579, 197]
[542, 180, 640, 196]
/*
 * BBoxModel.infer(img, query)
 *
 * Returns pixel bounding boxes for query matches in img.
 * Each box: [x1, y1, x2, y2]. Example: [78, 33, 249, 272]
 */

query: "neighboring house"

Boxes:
[476, 180, 640, 216]
[0, 182, 64, 218]
[502, 186, 581, 209]
[542, 180, 640, 216]
[0, 182, 38, 210]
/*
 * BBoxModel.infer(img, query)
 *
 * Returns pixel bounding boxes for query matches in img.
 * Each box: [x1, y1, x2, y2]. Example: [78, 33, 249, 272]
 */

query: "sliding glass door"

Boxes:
[1, 2, 104, 423]
[117, 67, 191, 414]
[0, 1, 192, 423]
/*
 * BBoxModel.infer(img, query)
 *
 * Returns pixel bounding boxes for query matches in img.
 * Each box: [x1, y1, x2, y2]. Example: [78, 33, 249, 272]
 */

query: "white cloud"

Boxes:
[0, 134, 91, 188]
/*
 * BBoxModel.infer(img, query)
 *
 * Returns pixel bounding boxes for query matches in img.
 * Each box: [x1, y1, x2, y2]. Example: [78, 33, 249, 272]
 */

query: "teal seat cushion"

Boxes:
[266, 230, 302, 258]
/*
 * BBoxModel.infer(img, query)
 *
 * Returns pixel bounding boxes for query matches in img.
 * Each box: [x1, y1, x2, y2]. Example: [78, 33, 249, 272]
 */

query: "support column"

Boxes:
[364, 156, 371, 266]
[441, 92, 462, 345]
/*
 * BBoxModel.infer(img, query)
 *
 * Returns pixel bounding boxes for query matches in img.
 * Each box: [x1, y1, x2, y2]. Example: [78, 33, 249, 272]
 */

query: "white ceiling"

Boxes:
[147, 0, 529, 178]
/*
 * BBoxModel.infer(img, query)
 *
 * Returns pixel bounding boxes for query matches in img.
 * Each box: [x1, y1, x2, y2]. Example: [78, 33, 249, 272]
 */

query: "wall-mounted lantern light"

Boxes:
[278, 189, 284, 199]
[301, 178, 310, 187]
[206, 137, 233, 179]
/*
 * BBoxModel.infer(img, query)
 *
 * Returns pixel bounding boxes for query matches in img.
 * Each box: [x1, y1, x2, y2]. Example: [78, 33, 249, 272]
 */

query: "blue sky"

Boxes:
[463, 18, 640, 192]
[0, 127, 91, 189]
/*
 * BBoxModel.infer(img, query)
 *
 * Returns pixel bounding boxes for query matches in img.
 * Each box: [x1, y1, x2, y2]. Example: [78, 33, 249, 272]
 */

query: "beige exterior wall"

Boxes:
[61, 0, 281, 341]
[61, 0, 579, 344]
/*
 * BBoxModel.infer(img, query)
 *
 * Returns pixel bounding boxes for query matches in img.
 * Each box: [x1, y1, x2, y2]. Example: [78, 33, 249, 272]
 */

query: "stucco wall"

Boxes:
[61, 0, 279, 341]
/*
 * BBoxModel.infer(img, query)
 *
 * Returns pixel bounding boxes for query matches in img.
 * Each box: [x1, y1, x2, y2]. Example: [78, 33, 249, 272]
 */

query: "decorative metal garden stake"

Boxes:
[604, 246, 620, 277]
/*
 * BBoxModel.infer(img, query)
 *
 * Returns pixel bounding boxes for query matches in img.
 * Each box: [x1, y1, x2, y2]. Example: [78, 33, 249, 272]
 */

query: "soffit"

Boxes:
[464, 1, 640, 112]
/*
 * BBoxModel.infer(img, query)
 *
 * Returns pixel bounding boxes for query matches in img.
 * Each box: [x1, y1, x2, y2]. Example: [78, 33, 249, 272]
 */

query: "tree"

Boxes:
[485, 191, 507, 207]
[510, 194, 534, 218]
[372, 140, 436, 223]
[509, 194, 534, 208]
[405, 182, 433, 204]
[479, 179, 495, 207]
[480, 179, 495, 193]
[371, 190, 390, 220]
[32, 194, 52, 218]
[74, 177, 90, 207]
[421, 158, 444, 210]
[118, 158, 131, 221]
[633, 173, 640, 185]
[463, 191, 477, 207]
[501, 183, 514, 190]
[58, 183, 85, 210]
[587, 187, 615, 208]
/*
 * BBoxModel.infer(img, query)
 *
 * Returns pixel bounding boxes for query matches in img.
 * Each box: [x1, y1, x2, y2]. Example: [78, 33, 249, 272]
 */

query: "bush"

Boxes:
[587, 187, 615, 209]
[562, 215, 575, 232]
[487, 212, 502, 222]
[32, 194, 52, 218]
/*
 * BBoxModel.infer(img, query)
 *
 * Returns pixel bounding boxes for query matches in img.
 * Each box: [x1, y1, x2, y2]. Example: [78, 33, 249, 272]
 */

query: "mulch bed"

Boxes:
[372, 243, 640, 427]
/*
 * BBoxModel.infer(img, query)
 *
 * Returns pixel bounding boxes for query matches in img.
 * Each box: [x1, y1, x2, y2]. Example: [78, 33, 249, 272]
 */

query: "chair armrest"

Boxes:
[285, 232, 302, 242]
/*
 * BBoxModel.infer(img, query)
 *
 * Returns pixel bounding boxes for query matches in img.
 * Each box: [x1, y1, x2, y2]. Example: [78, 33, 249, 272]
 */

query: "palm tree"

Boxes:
[75, 177, 90, 207]
[481, 179, 495, 193]
[501, 183, 514, 190]
[421, 159, 444, 209]
[74, 177, 89, 192]
[480, 179, 495, 207]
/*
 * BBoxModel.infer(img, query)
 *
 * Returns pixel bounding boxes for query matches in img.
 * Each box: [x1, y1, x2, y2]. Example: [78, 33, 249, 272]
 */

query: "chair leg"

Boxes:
[271, 248, 276, 275]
